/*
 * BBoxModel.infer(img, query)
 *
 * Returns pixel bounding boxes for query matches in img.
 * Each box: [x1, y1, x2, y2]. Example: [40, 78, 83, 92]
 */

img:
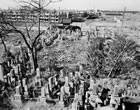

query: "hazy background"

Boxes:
[0, 0, 139, 11]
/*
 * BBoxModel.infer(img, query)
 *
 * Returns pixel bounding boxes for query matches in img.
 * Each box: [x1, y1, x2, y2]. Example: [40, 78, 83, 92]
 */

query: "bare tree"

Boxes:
[0, 0, 62, 73]
[16, 0, 62, 34]
[87, 34, 137, 78]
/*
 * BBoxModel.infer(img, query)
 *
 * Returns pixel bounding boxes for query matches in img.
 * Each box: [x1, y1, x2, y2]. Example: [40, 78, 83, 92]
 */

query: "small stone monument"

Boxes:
[59, 86, 64, 107]
[79, 64, 83, 72]
[89, 77, 94, 90]
[36, 68, 40, 77]
[24, 85, 28, 96]
[113, 85, 120, 108]
[45, 84, 50, 99]
[65, 76, 69, 86]
[41, 87, 45, 97]
[49, 77, 53, 92]
[60, 69, 64, 78]
[40, 86, 46, 104]
[113, 85, 119, 97]
[22, 78, 26, 87]
[14, 65, 18, 75]
[14, 85, 22, 102]
[0, 64, 4, 81]
[92, 84, 98, 95]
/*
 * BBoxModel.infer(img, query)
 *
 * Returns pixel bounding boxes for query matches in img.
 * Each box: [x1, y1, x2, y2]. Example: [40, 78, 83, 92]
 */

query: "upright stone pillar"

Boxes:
[40, 86, 46, 104]
[14, 85, 22, 102]
[48, 77, 53, 92]
[0, 64, 4, 82]
[45, 83, 50, 99]
[59, 86, 65, 107]
[35, 68, 41, 87]
[65, 76, 69, 86]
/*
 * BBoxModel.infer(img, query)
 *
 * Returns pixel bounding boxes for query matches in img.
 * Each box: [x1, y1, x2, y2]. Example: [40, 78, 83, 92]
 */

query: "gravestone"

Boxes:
[59, 86, 64, 107]
[65, 76, 69, 86]
[54, 75, 58, 86]
[41, 87, 45, 97]
[36, 68, 40, 77]
[14, 65, 19, 75]
[49, 77, 53, 92]
[79, 64, 83, 72]
[60, 69, 64, 81]
[80, 82, 84, 96]
[89, 77, 94, 90]
[64, 85, 70, 95]
[18, 64, 21, 73]
[92, 84, 98, 95]
[113, 85, 120, 107]
[0, 64, 4, 81]
[39, 86, 46, 104]
[24, 85, 28, 96]
[79, 85, 84, 106]
[71, 101, 78, 110]
[69, 72, 73, 78]
[22, 78, 26, 87]
[113, 85, 119, 97]
[14, 85, 22, 102]
[45, 83, 50, 99]
[7, 73, 12, 85]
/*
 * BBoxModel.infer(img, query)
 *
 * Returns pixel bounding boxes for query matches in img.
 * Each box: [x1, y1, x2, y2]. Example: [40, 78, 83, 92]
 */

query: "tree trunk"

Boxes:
[0, 37, 7, 52]
[31, 48, 38, 74]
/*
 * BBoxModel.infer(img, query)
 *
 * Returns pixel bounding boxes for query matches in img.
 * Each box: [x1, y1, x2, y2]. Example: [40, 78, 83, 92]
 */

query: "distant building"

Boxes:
[0, 8, 104, 24]
[1, 7, 60, 24]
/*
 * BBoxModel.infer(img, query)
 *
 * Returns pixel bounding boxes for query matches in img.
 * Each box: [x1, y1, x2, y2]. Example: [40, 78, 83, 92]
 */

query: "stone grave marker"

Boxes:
[0, 64, 4, 81]
[79, 64, 83, 72]
[45, 83, 50, 99]
[7, 73, 12, 85]
[89, 77, 94, 90]
[39, 86, 46, 104]
[22, 78, 26, 87]
[49, 77, 53, 92]
[18, 64, 21, 73]
[113, 85, 120, 107]
[60, 69, 64, 78]
[64, 85, 70, 95]
[14, 85, 22, 102]
[113, 85, 119, 97]
[24, 85, 28, 96]
[59, 86, 64, 107]
[36, 68, 40, 77]
[65, 76, 69, 86]
[54, 75, 58, 86]
[14, 65, 19, 75]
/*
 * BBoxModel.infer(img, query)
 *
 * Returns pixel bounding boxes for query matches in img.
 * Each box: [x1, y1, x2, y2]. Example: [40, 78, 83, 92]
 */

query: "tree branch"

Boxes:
[107, 40, 132, 77]
[19, 0, 39, 9]
[32, 31, 44, 47]
[25, 23, 32, 41]
[1, 21, 32, 50]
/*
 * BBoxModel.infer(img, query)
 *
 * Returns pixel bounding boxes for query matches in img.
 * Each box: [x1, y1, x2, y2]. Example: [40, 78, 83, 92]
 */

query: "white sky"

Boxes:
[0, 0, 139, 11]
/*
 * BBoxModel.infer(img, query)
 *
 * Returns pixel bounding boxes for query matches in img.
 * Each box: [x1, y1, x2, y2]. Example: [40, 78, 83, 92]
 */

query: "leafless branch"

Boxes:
[32, 30, 45, 47]
[25, 22, 32, 41]
[19, 0, 39, 9]
[1, 21, 32, 50]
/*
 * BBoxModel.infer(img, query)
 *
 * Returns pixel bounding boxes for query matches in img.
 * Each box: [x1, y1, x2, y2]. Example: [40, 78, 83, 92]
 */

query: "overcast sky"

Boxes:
[0, 0, 139, 11]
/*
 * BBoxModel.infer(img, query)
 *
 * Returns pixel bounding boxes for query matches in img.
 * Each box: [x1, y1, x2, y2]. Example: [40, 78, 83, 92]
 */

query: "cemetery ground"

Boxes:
[0, 13, 140, 110]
